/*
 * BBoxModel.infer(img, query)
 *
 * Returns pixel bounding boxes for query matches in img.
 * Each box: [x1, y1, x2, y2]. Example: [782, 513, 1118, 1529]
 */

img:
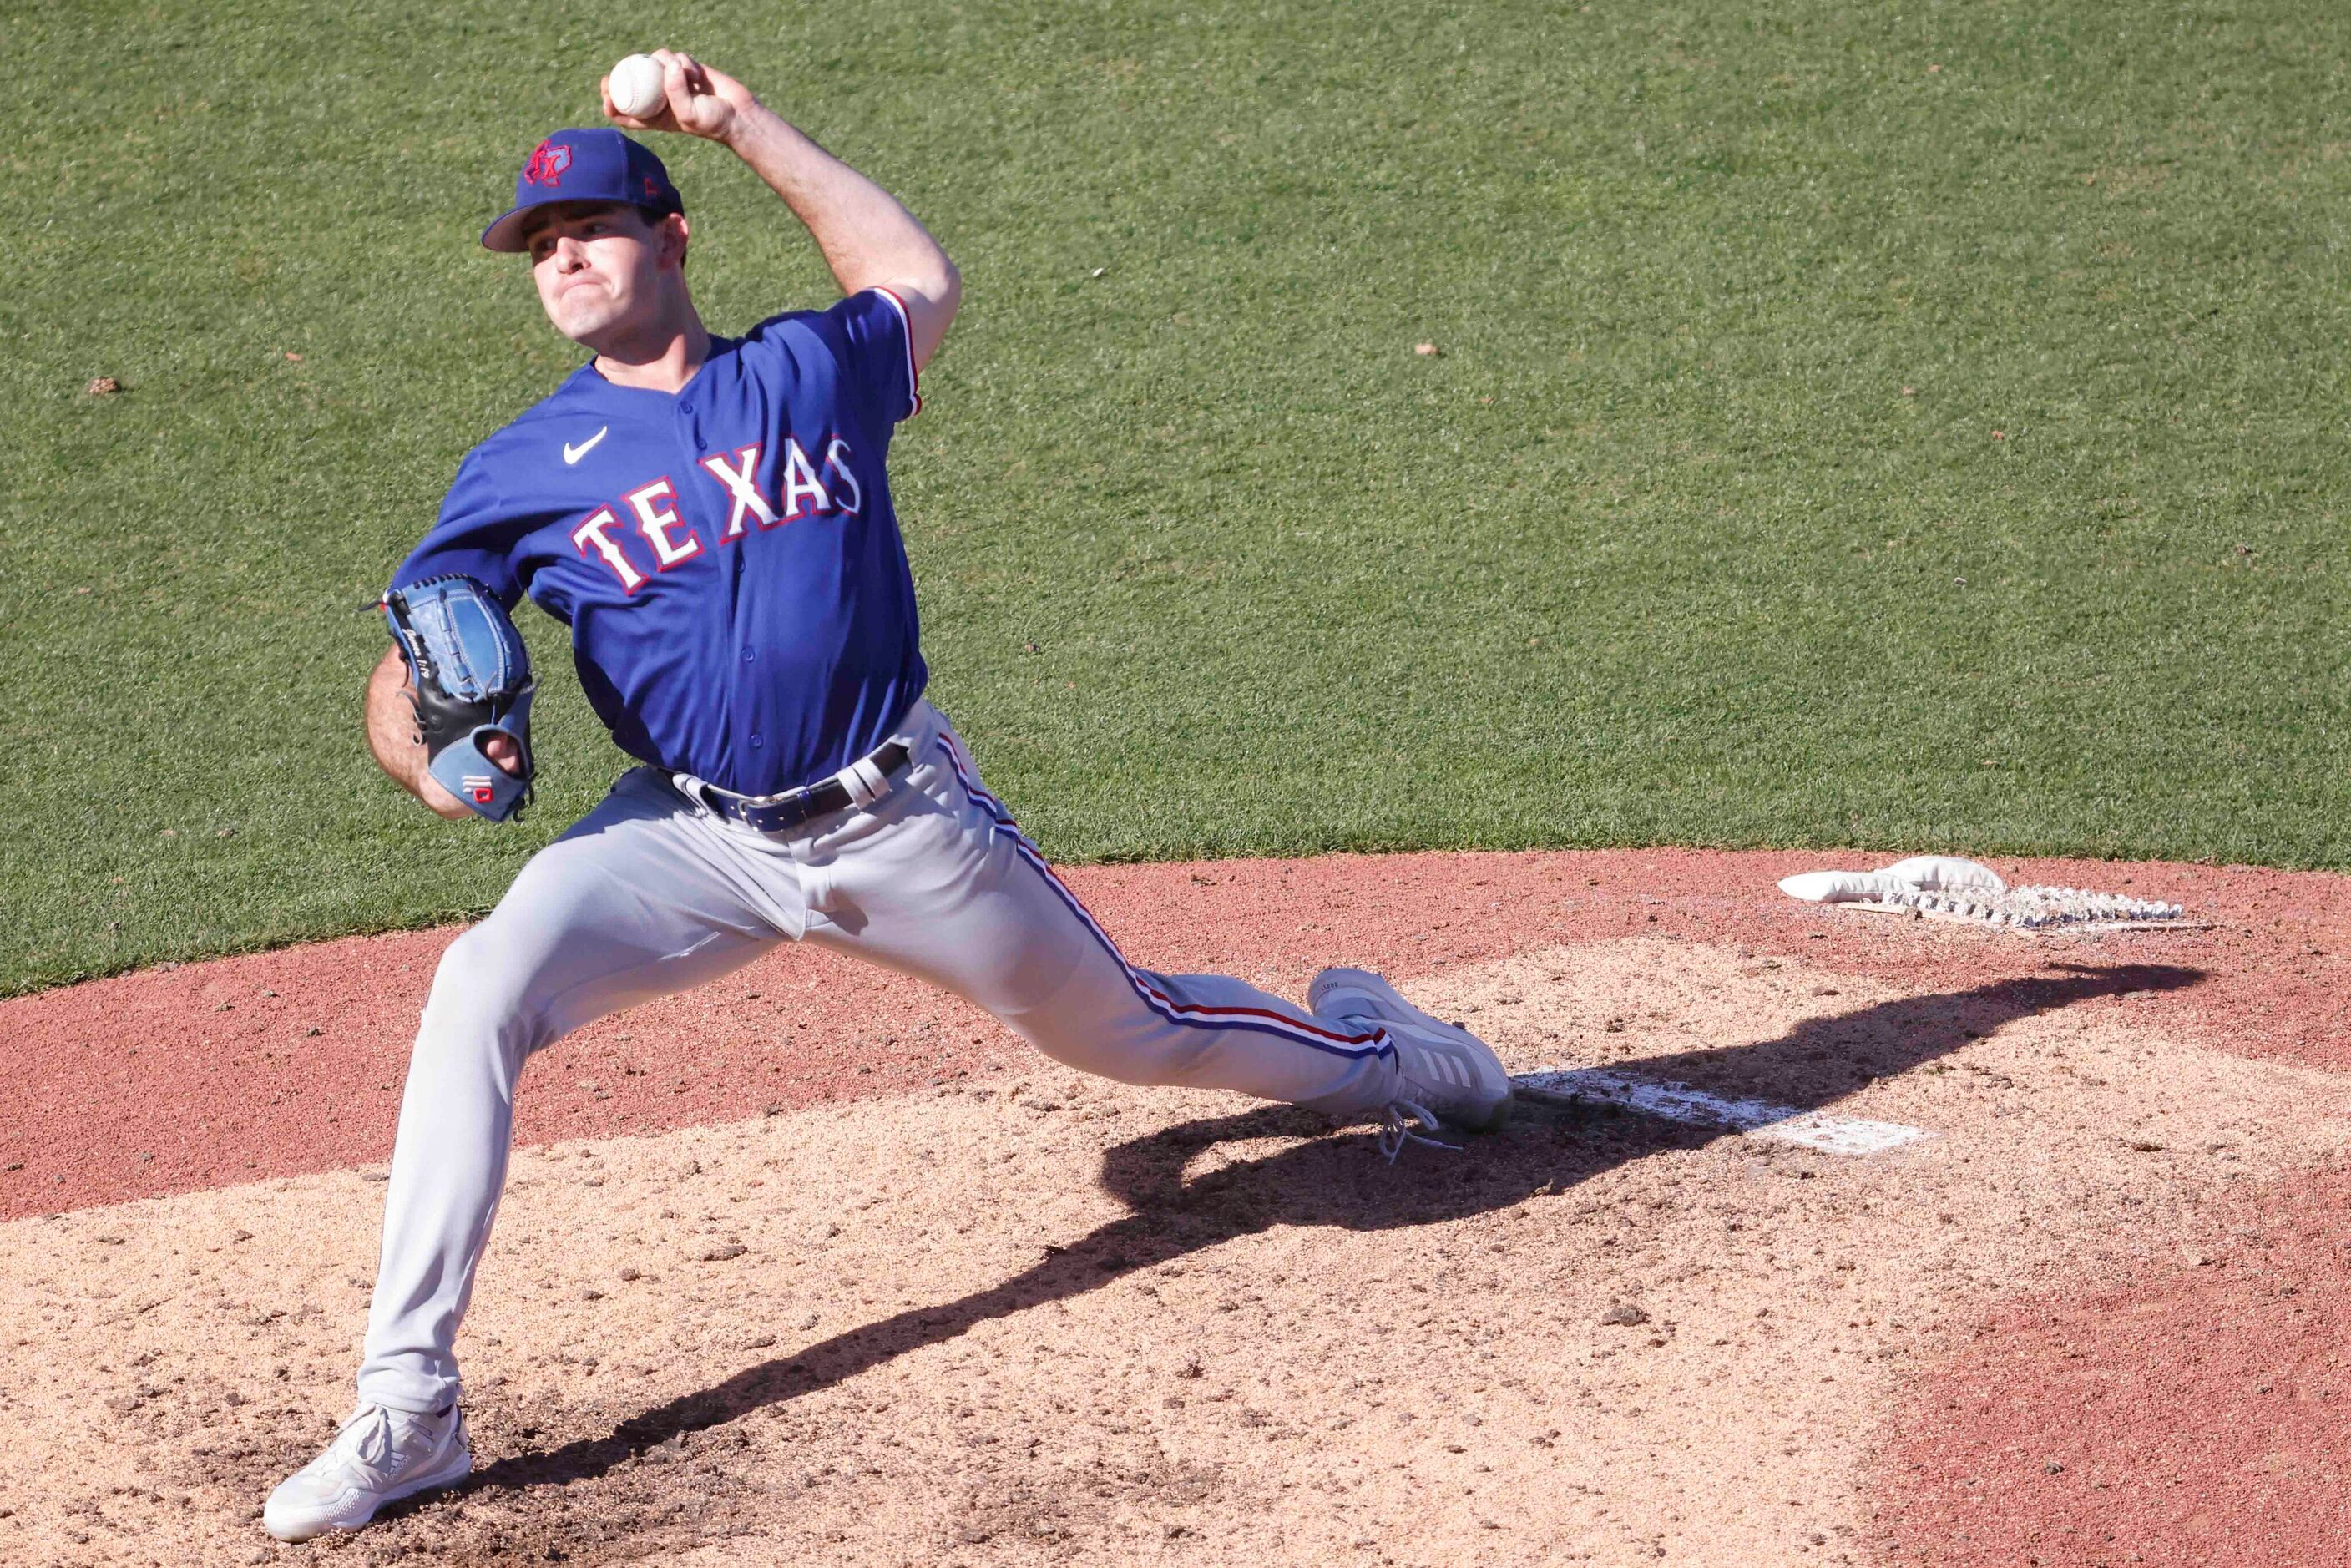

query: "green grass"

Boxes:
[4, 0, 2348, 994]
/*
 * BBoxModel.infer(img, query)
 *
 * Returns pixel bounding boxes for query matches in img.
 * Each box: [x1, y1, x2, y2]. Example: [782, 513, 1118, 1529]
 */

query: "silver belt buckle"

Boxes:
[746, 782, 811, 811]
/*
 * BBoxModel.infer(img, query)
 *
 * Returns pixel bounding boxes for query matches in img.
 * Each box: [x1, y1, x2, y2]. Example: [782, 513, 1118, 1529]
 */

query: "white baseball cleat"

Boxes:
[1309, 966, 1514, 1156]
[263, 1402, 472, 1542]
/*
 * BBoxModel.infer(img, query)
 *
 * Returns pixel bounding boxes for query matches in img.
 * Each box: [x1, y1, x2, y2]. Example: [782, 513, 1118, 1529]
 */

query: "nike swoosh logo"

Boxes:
[564, 427, 608, 464]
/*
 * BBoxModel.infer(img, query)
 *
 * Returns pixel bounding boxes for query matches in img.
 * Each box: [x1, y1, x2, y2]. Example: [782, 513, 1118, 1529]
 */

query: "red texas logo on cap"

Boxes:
[523, 140, 574, 187]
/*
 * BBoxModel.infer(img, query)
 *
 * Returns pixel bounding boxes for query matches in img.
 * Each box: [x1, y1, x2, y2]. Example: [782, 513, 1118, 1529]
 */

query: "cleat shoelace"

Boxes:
[313, 1406, 401, 1485]
[1377, 1100, 1461, 1164]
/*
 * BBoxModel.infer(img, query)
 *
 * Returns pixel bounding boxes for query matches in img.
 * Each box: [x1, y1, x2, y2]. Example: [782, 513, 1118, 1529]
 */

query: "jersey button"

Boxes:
[750, 735, 764, 750]
[741, 649, 754, 663]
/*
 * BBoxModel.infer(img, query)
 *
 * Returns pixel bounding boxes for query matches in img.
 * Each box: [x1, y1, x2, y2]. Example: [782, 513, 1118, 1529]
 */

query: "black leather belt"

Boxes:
[677, 739, 913, 834]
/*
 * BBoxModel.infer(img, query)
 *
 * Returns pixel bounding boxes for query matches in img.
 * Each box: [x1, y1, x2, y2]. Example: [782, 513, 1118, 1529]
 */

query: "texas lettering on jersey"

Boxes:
[569, 434, 867, 593]
[388, 288, 928, 797]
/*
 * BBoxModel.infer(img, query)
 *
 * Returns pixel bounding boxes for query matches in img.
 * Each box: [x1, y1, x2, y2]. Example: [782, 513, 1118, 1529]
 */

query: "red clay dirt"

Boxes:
[8, 846, 2351, 1567]
[8, 848, 2351, 1222]
[1879, 1174, 2351, 1568]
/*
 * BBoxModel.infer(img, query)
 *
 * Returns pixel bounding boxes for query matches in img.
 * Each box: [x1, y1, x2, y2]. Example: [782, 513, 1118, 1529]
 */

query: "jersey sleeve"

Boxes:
[832, 288, 922, 423]
[746, 288, 922, 429]
[387, 448, 530, 608]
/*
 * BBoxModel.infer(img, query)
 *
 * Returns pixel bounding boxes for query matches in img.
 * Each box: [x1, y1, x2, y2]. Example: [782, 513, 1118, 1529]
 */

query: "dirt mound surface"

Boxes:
[9, 847, 2351, 1222]
[7, 916, 2350, 1567]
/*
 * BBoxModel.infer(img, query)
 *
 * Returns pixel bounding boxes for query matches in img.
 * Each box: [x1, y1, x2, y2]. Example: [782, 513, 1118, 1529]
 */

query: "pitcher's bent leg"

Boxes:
[801, 726, 1402, 1116]
[355, 775, 782, 1414]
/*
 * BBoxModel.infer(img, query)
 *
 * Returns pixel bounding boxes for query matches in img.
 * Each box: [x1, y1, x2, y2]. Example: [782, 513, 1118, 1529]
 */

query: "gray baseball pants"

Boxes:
[356, 701, 1402, 1414]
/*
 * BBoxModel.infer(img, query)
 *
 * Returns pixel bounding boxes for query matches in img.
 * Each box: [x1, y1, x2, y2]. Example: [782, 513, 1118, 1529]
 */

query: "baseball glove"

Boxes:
[382, 574, 536, 822]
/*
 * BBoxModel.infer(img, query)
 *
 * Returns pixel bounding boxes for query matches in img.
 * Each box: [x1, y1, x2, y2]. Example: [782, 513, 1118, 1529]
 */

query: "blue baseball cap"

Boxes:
[480, 128, 684, 253]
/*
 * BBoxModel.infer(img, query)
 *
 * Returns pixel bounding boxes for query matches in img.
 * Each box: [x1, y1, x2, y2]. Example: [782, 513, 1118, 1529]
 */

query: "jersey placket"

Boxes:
[673, 388, 769, 777]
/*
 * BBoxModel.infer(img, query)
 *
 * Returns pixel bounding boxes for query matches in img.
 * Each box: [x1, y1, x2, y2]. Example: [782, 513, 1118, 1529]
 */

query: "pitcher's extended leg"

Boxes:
[356, 774, 787, 1414]
[799, 723, 1403, 1115]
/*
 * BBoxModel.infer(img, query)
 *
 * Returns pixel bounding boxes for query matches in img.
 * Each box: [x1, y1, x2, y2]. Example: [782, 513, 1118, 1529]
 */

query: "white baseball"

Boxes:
[609, 54, 668, 119]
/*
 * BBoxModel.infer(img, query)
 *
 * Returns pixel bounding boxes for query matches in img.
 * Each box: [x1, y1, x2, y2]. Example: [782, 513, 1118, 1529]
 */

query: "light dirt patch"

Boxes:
[3, 938, 2344, 1567]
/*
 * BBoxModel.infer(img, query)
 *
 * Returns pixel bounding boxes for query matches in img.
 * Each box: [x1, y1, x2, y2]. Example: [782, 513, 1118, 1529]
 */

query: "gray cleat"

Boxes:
[1309, 966, 1514, 1154]
[264, 1402, 472, 1542]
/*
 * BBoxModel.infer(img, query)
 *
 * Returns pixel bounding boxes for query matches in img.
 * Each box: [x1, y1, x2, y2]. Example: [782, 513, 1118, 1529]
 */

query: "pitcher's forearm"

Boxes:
[366, 646, 469, 819]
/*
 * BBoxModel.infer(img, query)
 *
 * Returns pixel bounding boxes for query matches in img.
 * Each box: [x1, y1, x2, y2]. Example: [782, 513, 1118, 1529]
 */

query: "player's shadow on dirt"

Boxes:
[463, 959, 2197, 1506]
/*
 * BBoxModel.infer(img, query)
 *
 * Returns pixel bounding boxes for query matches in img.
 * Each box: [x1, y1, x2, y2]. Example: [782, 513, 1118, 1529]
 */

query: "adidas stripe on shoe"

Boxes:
[1308, 966, 1514, 1145]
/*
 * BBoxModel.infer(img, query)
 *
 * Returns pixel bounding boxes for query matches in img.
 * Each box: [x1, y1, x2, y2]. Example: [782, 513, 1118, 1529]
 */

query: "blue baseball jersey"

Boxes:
[390, 288, 927, 797]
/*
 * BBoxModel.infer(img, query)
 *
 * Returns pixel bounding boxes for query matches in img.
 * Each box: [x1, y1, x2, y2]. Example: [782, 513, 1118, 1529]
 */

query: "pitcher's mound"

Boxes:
[7, 931, 2346, 1566]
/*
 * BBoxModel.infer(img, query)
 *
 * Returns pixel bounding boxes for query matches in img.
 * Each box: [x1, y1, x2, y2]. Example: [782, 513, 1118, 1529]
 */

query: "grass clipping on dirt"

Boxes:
[4, 940, 2345, 1565]
[8, 0, 2351, 992]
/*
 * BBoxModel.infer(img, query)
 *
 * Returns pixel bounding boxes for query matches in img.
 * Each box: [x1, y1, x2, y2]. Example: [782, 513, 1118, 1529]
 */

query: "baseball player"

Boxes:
[264, 51, 1514, 1543]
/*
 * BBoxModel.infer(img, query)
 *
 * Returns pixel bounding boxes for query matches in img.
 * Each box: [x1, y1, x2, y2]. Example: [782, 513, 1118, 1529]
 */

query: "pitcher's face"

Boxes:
[523, 202, 685, 345]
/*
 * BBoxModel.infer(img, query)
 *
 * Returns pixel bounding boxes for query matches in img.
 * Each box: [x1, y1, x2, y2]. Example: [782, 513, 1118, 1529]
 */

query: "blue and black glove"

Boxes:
[382, 575, 535, 822]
